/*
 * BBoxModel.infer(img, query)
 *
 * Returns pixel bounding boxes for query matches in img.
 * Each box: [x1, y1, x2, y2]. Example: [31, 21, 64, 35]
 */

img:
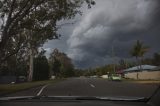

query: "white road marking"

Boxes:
[37, 84, 48, 96]
[90, 84, 95, 88]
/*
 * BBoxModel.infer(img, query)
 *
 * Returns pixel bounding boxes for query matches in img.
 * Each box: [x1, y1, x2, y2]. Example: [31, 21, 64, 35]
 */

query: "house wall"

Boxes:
[125, 70, 160, 80]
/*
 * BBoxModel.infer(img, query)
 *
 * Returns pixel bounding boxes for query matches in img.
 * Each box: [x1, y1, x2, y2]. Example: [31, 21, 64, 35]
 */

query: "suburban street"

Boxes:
[4, 78, 159, 98]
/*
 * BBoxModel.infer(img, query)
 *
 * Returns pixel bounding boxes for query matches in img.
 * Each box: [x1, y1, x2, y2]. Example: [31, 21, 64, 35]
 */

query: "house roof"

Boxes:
[123, 65, 158, 72]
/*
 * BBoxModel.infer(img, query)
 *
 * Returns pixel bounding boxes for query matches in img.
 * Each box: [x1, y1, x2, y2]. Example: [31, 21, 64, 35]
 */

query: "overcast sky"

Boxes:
[43, 0, 160, 69]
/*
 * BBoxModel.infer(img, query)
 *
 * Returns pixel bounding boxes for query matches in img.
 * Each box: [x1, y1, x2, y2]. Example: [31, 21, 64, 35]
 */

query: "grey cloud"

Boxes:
[67, 0, 160, 68]
[43, 21, 77, 54]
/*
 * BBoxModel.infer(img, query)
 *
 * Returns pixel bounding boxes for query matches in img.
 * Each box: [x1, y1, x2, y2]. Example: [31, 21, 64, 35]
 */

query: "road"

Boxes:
[4, 78, 159, 98]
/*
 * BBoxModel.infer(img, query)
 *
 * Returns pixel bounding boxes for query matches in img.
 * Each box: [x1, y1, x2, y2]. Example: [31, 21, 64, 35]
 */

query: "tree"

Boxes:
[0, 0, 95, 63]
[49, 49, 74, 78]
[0, 52, 28, 77]
[58, 53, 75, 77]
[130, 40, 149, 79]
[0, 0, 95, 81]
[51, 57, 61, 77]
[33, 51, 49, 81]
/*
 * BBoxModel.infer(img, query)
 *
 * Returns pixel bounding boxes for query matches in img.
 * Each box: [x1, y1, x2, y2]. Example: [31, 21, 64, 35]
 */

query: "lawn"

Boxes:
[0, 79, 64, 95]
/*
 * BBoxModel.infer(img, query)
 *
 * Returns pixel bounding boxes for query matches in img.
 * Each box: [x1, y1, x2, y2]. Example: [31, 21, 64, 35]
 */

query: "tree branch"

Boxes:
[7, 0, 16, 22]
[10, 0, 31, 25]
[0, 37, 28, 63]
[8, 0, 45, 36]
[0, 0, 16, 49]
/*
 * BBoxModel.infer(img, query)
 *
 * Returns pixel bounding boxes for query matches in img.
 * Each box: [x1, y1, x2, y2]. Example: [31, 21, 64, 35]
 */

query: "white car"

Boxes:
[109, 74, 122, 81]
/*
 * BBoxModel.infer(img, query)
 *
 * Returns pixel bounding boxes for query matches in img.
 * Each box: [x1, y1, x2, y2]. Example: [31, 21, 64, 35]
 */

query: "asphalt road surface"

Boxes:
[4, 78, 159, 98]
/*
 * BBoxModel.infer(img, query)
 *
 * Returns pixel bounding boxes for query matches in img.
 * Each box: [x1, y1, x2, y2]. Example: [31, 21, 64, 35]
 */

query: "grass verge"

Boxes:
[128, 80, 160, 84]
[122, 78, 160, 84]
[0, 79, 64, 96]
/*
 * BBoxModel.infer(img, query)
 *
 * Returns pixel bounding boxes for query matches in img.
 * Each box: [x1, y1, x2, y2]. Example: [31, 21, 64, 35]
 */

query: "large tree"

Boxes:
[0, 0, 95, 63]
[0, 0, 95, 81]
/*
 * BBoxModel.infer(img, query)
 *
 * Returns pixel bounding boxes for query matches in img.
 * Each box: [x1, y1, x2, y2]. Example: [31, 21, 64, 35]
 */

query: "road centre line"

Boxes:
[90, 84, 95, 88]
[37, 84, 49, 96]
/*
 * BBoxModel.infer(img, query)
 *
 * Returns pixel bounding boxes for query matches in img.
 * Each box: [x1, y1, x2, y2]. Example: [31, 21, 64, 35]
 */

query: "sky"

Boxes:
[43, 0, 160, 69]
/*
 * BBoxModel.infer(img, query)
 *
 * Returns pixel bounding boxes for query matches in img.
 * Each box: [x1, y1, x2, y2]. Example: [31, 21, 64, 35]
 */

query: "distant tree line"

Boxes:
[0, 48, 75, 81]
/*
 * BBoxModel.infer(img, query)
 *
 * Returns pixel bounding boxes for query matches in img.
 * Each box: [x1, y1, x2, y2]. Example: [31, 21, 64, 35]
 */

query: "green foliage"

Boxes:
[130, 40, 149, 59]
[33, 55, 49, 81]
[49, 49, 74, 78]
[52, 57, 61, 77]
[130, 40, 149, 70]
[130, 40, 149, 79]
[60, 64, 75, 78]
[0, 55, 28, 76]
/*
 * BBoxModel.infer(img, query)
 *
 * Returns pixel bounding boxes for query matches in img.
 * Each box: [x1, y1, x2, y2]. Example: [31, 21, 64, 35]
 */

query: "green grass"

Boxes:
[0, 79, 64, 95]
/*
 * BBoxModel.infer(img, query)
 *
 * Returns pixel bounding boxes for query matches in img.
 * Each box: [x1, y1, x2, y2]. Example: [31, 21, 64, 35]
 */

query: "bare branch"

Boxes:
[7, 0, 16, 22]
[0, 37, 28, 63]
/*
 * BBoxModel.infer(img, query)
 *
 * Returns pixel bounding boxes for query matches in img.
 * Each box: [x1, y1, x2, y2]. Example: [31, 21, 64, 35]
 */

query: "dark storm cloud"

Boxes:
[67, 0, 160, 68]
[43, 20, 78, 57]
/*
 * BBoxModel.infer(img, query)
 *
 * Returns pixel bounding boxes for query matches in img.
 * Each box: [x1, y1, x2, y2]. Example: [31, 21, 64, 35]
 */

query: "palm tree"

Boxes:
[130, 40, 149, 79]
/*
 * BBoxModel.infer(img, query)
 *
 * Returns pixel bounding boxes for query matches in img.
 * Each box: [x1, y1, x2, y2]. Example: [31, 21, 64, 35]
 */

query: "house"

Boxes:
[123, 65, 160, 80]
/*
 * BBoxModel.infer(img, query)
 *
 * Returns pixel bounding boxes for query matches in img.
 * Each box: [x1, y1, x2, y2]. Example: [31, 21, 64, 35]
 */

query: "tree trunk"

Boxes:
[28, 46, 33, 81]
[27, 30, 33, 82]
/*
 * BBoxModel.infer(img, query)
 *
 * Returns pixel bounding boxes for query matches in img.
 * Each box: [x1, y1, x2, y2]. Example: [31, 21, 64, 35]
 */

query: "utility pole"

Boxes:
[111, 46, 116, 74]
